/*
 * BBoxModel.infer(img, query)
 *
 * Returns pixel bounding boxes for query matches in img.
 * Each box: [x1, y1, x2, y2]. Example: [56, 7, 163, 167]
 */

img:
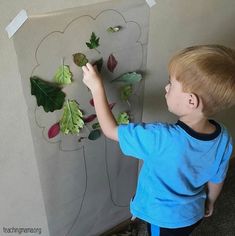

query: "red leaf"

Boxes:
[109, 102, 116, 110]
[90, 98, 94, 107]
[107, 54, 118, 73]
[90, 99, 115, 110]
[48, 123, 60, 139]
[83, 114, 97, 123]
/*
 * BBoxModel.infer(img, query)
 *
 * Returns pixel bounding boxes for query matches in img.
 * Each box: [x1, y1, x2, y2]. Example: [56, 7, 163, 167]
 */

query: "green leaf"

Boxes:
[107, 26, 121, 33]
[30, 76, 66, 112]
[112, 72, 142, 84]
[86, 32, 100, 50]
[120, 84, 132, 101]
[59, 100, 84, 135]
[73, 53, 89, 67]
[54, 65, 72, 85]
[92, 58, 103, 72]
[88, 129, 101, 140]
[92, 122, 100, 129]
[117, 112, 130, 125]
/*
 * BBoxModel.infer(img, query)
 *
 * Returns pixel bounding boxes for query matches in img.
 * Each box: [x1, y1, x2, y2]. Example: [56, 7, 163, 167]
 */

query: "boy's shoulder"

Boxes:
[138, 120, 232, 143]
[123, 122, 182, 141]
[128, 122, 179, 133]
[119, 120, 232, 141]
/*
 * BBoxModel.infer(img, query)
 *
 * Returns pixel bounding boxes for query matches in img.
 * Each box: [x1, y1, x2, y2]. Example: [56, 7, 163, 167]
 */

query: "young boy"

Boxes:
[82, 45, 235, 236]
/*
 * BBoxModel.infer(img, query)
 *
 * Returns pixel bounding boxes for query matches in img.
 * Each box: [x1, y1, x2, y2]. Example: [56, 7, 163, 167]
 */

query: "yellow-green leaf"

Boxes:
[107, 26, 121, 33]
[54, 65, 72, 85]
[117, 112, 130, 125]
[59, 100, 84, 135]
[120, 84, 132, 101]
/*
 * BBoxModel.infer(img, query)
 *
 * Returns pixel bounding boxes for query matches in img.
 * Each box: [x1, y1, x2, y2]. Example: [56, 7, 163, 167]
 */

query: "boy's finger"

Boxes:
[86, 62, 93, 71]
[82, 65, 88, 73]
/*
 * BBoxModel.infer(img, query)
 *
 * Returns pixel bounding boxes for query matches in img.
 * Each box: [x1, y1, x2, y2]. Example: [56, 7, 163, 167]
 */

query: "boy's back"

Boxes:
[118, 120, 233, 228]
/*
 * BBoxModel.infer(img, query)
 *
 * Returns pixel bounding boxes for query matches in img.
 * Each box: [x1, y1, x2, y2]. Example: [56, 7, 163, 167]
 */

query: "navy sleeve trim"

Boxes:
[176, 120, 221, 141]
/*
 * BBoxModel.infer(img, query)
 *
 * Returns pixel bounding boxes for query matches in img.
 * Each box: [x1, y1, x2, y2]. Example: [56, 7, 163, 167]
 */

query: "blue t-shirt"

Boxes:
[118, 120, 233, 228]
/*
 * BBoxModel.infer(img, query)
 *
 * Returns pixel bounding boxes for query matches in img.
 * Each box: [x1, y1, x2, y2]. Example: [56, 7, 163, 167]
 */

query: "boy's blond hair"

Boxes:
[168, 45, 235, 116]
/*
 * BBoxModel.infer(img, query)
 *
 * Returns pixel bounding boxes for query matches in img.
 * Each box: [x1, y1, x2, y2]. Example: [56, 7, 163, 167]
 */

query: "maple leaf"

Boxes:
[86, 32, 100, 53]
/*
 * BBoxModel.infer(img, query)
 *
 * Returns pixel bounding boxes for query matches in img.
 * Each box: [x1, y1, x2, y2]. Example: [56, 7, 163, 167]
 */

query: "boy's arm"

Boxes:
[82, 63, 118, 141]
[204, 181, 224, 217]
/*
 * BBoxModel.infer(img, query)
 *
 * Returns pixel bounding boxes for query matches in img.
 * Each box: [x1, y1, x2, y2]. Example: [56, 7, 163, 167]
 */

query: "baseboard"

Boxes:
[100, 218, 131, 236]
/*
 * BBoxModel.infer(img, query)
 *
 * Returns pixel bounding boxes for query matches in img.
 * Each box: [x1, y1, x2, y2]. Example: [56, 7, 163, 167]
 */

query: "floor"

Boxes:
[104, 161, 235, 236]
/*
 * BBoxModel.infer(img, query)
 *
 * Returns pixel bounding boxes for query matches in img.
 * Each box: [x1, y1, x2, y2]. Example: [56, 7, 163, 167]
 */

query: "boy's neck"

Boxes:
[179, 115, 216, 134]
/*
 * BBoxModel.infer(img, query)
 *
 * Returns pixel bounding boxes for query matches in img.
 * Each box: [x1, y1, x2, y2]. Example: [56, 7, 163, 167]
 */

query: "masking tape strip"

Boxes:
[146, 0, 157, 8]
[5, 9, 28, 38]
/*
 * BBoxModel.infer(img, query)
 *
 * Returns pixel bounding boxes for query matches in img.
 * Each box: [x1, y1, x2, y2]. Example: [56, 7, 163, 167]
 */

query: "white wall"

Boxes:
[0, 0, 235, 236]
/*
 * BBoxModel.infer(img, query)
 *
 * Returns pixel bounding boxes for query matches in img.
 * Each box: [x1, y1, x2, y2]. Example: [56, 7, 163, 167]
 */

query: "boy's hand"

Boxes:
[204, 181, 223, 218]
[204, 199, 214, 217]
[82, 63, 103, 93]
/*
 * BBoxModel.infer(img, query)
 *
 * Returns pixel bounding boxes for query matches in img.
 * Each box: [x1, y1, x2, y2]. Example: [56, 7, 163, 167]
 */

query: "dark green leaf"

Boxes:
[30, 76, 65, 112]
[86, 32, 100, 50]
[88, 129, 101, 140]
[86, 43, 92, 48]
[92, 58, 103, 72]
[73, 53, 89, 67]
[92, 123, 100, 129]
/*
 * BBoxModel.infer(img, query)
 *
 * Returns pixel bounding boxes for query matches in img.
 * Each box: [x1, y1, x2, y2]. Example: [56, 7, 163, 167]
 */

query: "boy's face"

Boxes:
[165, 76, 192, 116]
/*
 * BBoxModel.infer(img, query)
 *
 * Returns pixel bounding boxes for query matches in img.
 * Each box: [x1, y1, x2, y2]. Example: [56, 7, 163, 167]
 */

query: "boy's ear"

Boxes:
[188, 93, 199, 109]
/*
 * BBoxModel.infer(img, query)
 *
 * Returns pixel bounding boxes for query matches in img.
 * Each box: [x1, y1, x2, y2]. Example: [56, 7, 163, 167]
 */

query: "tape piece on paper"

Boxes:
[5, 9, 28, 38]
[146, 0, 157, 8]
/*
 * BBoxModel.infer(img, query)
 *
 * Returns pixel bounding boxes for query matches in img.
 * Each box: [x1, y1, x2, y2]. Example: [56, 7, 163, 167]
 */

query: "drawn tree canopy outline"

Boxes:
[31, 9, 145, 152]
